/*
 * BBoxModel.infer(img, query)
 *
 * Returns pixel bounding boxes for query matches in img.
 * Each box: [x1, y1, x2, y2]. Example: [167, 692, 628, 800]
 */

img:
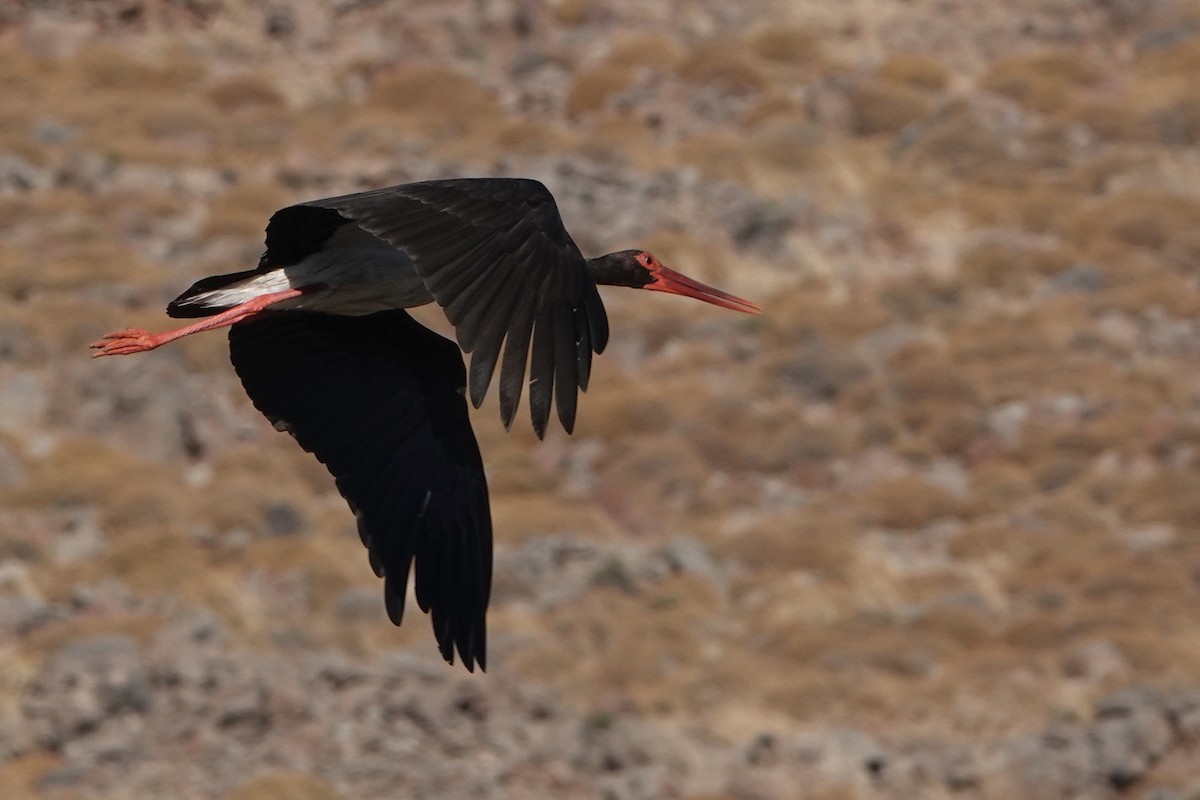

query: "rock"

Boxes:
[1091, 686, 1174, 789]
[1044, 263, 1105, 294]
[0, 153, 50, 193]
[23, 636, 151, 751]
[263, 502, 307, 536]
[1167, 687, 1200, 742]
[1061, 640, 1131, 683]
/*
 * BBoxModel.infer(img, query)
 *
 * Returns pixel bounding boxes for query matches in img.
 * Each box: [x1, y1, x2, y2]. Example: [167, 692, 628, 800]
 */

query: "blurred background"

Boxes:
[1, 0, 1200, 798]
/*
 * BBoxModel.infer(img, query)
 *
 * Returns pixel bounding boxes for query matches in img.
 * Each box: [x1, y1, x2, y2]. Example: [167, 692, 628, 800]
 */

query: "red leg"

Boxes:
[90, 287, 310, 357]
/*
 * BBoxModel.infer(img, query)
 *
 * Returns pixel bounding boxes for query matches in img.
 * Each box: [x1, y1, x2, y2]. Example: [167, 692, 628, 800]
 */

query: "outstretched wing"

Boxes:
[296, 178, 610, 438]
[228, 310, 491, 671]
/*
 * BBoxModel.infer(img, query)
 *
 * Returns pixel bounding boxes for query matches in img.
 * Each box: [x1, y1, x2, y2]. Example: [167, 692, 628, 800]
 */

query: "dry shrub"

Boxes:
[742, 93, 807, 130]
[368, 65, 501, 138]
[3, 236, 154, 297]
[981, 51, 1103, 115]
[598, 433, 710, 507]
[893, 99, 1023, 180]
[957, 241, 1024, 290]
[480, 447, 556, 495]
[328, 108, 415, 157]
[748, 120, 822, 174]
[1065, 189, 1200, 267]
[950, 311, 1065, 370]
[695, 410, 846, 474]
[926, 407, 985, 457]
[846, 80, 932, 137]
[74, 44, 203, 93]
[748, 25, 824, 66]
[574, 111, 659, 167]
[514, 572, 718, 701]
[878, 54, 950, 92]
[228, 771, 343, 800]
[908, 603, 997, 650]
[0, 46, 53, 103]
[1032, 455, 1088, 494]
[1139, 85, 1200, 146]
[493, 118, 575, 156]
[603, 33, 686, 72]
[1010, 183, 1082, 235]
[768, 337, 869, 401]
[206, 74, 286, 113]
[1135, 37, 1200, 79]
[1067, 97, 1145, 143]
[764, 286, 891, 340]
[1117, 470, 1200, 529]
[1100, 269, 1200, 317]
[888, 356, 979, 408]
[877, 272, 963, 322]
[673, 131, 751, 183]
[677, 45, 769, 92]
[138, 103, 221, 147]
[565, 63, 636, 119]
[956, 240, 1074, 291]
[202, 183, 287, 239]
[0, 752, 60, 800]
[969, 464, 1035, 514]
[2, 436, 170, 514]
[710, 511, 857, 576]
[551, 0, 598, 26]
[1130, 39, 1200, 144]
[859, 477, 966, 528]
[491, 495, 613, 544]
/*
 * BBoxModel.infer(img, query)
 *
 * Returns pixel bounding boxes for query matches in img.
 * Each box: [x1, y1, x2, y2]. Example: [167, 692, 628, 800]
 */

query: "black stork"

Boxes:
[91, 178, 761, 671]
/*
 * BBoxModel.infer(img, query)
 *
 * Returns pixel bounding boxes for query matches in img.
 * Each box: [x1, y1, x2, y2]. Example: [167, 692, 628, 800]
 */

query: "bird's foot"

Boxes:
[89, 328, 163, 357]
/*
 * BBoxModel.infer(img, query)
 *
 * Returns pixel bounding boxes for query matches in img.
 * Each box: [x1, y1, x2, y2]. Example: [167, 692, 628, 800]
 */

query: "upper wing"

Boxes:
[298, 178, 610, 438]
[228, 310, 491, 671]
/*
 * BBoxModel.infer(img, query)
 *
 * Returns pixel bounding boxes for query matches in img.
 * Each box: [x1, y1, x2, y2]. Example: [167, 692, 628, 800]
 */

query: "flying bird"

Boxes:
[91, 178, 761, 671]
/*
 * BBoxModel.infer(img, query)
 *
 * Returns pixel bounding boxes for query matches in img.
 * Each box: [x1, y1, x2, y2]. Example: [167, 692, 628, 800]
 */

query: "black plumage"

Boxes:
[229, 310, 491, 671]
[92, 177, 760, 671]
[299, 179, 609, 438]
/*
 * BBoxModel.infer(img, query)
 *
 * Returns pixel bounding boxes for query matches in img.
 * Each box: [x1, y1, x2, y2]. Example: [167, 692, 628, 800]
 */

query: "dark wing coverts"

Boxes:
[229, 310, 491, 671]
[301, 178, 610, 437]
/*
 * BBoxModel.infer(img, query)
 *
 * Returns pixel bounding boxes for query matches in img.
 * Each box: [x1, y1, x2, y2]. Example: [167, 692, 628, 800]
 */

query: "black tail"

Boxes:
[167, 269, 262, 318]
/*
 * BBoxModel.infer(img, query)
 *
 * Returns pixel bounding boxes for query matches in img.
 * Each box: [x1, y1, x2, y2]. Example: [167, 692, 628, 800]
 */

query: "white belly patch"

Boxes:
[201, 224, 435, 315]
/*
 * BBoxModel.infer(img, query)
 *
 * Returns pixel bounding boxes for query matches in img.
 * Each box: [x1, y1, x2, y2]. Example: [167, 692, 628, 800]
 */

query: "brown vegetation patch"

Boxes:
[878, 54, 951, 93]
[206, 74, 286, 114]
[228, 772, 344, 800]
[603, 33, 686, 72]
[202, 183, 288, 240]
[846, 80, 933, 137]
[981, 50, 1104, 116]
[673, 131, 751, 183]
[565, 64, 637, 119]
[893, 98, 1027, 180]
[494, 118, 577, 155]
[747, 25, 825, 67]
[73, 44, 205, 93]
[368, 64, 502, 139]
[1065, 189, 1200, 268]
[857, 477, 967, 528]
[747, 120, 823, 175]
[1117, 470, 1200, 530]
[678, 45, 770, 92]
[710, 510, 857, 577]
[956, 239, 1077, 291]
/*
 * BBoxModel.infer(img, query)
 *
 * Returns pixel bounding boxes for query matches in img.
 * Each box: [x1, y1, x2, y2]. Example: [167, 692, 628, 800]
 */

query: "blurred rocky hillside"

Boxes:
[2, 0, 1200, 798]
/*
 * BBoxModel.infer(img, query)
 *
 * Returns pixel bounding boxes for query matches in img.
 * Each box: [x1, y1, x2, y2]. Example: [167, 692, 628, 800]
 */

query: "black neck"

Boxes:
[587, 251, 650, 288]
